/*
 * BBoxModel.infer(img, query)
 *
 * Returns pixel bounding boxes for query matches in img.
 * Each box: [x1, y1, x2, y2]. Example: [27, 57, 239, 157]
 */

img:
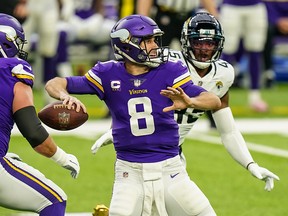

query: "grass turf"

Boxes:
[1, 132, 287, 215]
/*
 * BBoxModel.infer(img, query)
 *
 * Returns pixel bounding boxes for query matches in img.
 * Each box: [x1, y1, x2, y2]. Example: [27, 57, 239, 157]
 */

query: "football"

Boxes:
[38, 101, 89, 130]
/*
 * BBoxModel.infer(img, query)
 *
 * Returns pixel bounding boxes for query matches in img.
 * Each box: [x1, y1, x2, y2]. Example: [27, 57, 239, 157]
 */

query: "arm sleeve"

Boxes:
[13, 106, 49, 148]
[212, 107, 254, 168]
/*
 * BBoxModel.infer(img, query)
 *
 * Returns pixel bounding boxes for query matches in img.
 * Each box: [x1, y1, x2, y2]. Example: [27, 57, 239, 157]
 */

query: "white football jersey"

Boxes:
[169, 50, 235, 145]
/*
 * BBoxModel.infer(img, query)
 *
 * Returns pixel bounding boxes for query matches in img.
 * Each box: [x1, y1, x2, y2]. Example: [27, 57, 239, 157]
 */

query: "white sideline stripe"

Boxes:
[186, 132, 288, 158]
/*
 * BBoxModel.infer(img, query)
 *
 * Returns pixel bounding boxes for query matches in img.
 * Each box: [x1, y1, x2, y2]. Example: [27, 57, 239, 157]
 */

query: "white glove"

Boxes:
[51, 147, 80, 179]
[5, 152, 22, 161]
[91, 129, 113, 154]
[248, 163, 280, 191]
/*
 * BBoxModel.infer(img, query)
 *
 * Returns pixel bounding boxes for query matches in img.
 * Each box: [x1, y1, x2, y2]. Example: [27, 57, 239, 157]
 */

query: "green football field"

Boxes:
[2, 131, 288, 216]
[0, 83, 287, 215]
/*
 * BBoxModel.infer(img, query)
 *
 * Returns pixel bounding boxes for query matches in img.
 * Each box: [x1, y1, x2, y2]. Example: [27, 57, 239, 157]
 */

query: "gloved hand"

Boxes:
[91, 129, 113, 154]
[5, 152, 22, 161]
[248, 162, 280, 191]
[51, 147, 80, 179]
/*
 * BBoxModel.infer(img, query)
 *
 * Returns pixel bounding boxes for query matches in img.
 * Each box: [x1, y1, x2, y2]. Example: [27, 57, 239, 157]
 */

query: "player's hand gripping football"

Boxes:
[91, 129, 113, 154]
[51, 147, 80, 179]
[60, 92, 87, 113]
[247, 163, 280, 191]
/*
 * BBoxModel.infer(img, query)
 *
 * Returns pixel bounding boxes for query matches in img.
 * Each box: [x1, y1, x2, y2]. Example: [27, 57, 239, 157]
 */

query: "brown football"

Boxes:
[38, 101, 88, 130]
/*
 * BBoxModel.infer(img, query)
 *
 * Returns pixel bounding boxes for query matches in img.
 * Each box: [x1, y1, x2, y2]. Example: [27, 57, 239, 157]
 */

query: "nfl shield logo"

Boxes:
[123, 172, 129, 178]
[58, 112, 70, 128]
[131, 79, 146, 87]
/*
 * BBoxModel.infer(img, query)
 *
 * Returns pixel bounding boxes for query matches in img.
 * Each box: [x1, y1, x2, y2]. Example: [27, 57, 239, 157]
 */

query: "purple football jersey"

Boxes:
[0, 57, 34, 157]
[222, 0, 261, 6]
[67, 60, 206, 163]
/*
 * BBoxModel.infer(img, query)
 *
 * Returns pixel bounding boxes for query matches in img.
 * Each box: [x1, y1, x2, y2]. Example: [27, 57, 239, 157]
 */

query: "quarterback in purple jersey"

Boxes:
[46, 15, 221, 215]
[93, 12, 280, 194]
[0, 13, 80, 215]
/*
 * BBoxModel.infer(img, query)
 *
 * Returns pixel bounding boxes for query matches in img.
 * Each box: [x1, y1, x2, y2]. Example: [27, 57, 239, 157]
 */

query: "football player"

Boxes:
[0, 13, 79, 215]
[92, 13, 280, 193]
[219, 0, 268, 112]
[45, 14, 222, 215]
[55, 0, 117, 78]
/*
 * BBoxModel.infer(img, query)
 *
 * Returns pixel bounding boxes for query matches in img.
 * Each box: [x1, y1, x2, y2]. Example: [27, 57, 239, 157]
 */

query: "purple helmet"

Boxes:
[0, 13, 28, 60]
[110, 14, 168, 68]
[181, 12, 225, 69]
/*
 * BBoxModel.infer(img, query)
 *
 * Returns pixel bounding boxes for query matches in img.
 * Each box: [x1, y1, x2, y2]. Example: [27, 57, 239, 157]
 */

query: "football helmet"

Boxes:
[0, 13, 27, 60]
[181, 12, 225, 69]
[110, 14, 168, 68]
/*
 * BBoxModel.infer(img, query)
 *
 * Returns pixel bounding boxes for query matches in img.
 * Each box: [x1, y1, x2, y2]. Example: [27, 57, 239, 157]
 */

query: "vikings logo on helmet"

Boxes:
[0, 13, 28, 60]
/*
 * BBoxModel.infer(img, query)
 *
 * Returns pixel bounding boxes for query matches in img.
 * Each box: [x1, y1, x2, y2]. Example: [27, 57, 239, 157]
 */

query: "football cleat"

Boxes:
[92, 204, 109, 216]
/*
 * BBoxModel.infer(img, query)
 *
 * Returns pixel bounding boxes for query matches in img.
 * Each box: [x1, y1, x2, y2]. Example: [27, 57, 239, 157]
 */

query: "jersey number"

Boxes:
[128, 97, 155, 136]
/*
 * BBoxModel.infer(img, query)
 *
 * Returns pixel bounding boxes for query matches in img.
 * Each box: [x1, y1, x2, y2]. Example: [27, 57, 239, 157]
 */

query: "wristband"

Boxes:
[50, 146, 67, 166]
[246, 162, 255, 170]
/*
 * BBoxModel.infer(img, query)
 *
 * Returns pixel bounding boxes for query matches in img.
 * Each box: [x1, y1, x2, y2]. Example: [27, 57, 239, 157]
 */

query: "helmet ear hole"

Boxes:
[123, 46, 131, 52]
[3, 43, 11, 49]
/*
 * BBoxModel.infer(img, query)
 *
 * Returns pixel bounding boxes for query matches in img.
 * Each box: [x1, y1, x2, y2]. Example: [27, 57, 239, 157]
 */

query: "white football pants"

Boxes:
[109, 156, 216, 216]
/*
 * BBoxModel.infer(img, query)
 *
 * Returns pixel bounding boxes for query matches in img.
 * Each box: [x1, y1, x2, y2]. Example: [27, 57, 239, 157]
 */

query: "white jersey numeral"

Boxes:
[128, 97, 155, 136]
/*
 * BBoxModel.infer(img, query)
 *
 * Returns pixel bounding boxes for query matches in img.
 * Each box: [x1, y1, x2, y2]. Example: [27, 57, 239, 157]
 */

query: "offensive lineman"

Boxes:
[0, 13, 80, 215]
[92, 12, 280, 194]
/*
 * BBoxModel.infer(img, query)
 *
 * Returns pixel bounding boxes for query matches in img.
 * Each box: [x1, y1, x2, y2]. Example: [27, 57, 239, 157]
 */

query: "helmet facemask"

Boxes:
[15, 36, 28, 60]
[138, 34, 169, 68]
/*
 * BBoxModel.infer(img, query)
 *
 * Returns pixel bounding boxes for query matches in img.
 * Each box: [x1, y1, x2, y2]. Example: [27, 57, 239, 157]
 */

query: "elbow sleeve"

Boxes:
[13, 106, 49, 148]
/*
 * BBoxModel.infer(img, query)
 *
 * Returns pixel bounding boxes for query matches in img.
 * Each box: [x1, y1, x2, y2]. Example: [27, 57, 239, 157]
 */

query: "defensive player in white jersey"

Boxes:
[92, 12, 280, 194]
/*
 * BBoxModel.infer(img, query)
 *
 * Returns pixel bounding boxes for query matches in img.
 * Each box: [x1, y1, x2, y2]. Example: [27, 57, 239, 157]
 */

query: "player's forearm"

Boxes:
[45, 77, 68, 100]
[189, 92, 221, 110]
[34, 136, 57, 158]
[212, 107, 254, 168]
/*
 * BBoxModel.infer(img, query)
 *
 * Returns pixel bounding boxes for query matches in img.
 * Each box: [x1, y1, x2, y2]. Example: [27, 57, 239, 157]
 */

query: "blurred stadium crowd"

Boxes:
[0, 0, 287, 111]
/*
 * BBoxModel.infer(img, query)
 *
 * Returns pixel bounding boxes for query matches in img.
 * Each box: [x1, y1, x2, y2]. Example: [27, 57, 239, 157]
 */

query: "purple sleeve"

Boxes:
[183, 84, 207, 98]
[66, 76, 102, 97]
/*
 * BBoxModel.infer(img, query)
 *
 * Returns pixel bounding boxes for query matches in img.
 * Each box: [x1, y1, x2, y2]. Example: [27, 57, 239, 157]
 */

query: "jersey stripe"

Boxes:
[3, 157, 64, 203]
[12, 74, 34, 80]
[11, 64, 34, 80]
[172, 71, 191, 89]
[85, 70, 104, 93]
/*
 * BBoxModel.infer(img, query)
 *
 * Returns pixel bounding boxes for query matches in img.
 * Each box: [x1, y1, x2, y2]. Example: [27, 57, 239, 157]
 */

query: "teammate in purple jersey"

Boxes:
[0, 13, 80, 215]
[45, 14, 221, 215]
